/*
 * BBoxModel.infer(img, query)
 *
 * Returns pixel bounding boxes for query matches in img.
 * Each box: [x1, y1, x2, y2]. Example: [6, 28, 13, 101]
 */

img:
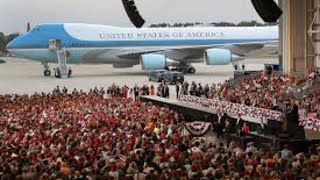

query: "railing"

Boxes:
[228, 68, 318, 88]
[271, 70, 308, 78]
[227, 71, 263, 88]
[179, 94, 283, 123]
[179, 95, 320, 132]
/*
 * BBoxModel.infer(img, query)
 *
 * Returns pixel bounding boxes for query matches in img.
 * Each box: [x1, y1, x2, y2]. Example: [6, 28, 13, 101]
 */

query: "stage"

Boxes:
[140, 95, 320, 153]
[140, 95, 216, 121]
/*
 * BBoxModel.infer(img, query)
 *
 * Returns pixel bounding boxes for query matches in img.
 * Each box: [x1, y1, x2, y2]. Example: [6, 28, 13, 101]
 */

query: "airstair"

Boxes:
[56, 49, 69, 79]
[49, 39, 70, 79]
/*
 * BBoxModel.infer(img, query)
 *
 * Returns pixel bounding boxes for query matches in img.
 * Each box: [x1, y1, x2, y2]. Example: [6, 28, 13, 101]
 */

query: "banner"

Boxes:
[179, 121, 212, 137]
[299, 114, 320, 132]
[179, 95, 320, 132]
[180, 95, 282, 122]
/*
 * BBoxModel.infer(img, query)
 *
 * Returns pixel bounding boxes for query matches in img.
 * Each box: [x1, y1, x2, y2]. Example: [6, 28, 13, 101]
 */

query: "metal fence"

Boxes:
[271, 71, 307, 78]
[227, 71, 263, 88]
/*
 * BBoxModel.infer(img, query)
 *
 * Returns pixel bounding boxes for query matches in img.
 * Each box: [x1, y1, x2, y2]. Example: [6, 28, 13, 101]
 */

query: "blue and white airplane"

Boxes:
[6, 23, 278, 76]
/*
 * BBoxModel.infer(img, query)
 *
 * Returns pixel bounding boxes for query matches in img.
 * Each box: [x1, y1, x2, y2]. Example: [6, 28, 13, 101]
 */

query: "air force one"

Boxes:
[6, 23, 278, 76]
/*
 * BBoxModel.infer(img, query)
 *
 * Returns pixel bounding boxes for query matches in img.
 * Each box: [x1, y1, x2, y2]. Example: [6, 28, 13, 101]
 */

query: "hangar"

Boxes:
[280, 0, 320, 74]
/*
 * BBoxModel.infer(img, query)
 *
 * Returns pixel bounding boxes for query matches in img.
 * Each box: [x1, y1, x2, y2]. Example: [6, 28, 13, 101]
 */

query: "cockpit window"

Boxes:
[31, 27, 40, 32]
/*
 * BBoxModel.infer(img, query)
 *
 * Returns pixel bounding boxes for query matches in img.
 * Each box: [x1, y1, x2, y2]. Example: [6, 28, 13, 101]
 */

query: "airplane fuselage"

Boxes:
[7, 23, 278, 65]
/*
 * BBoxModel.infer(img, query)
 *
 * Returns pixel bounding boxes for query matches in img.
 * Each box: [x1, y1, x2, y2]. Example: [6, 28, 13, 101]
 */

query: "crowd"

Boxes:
[0, 86, 181, 179]
[106, 83, 171, 100]
[0, 86, 320, 179]
[178, 68, 320, 117]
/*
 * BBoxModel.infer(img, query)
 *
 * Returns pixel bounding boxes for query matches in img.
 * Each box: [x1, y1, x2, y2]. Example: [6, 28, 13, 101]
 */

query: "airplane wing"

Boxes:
[117, 42, 278, 63]
[238, 43, 279, 59]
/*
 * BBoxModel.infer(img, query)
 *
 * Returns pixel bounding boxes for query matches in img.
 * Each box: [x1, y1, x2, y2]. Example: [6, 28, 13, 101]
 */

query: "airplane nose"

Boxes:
[6, 40, 16, 51]
[6, 35, 28, 51]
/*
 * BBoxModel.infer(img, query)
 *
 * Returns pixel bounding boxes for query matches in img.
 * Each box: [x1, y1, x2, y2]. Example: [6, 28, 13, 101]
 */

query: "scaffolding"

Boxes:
[56, 49, 69, 79]
[308, 0, 320, 68]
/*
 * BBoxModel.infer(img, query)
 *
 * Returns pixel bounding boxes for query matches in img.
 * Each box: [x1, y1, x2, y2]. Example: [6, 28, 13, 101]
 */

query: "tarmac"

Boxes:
[0, 57, 277, 96]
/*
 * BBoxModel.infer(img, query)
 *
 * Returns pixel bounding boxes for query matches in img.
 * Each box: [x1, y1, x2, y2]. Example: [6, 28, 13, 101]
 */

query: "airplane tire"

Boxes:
[189, 68, 196, 74]
[44, 70, 51, 77]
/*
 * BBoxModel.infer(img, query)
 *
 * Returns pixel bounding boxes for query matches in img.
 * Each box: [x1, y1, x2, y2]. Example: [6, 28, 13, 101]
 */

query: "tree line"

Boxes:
[0, 32, 19, 54]
[149, 20, 278, 28]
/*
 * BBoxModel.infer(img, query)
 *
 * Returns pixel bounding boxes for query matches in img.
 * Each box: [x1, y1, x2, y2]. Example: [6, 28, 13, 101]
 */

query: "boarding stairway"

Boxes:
[56, 49, 68, 79]
[48, 39, 70, 78]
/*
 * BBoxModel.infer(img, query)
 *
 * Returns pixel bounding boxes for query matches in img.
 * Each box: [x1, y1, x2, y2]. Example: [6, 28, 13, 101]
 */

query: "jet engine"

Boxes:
[140, 54, 179, 70]
[204, 49, 244, 65]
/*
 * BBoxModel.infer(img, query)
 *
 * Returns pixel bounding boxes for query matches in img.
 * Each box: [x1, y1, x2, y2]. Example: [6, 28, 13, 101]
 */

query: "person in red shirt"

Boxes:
[150, 85, 155, 96]
[242, 122, 250, 134]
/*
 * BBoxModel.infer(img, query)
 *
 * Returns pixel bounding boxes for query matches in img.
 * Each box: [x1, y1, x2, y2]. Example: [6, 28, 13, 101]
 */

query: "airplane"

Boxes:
[6, 23, 278, 77]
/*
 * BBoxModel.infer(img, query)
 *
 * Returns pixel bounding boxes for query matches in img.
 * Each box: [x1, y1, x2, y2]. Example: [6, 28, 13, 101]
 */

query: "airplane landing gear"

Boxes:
[44, 69, 51, 76]
[43, 63, 51, 77]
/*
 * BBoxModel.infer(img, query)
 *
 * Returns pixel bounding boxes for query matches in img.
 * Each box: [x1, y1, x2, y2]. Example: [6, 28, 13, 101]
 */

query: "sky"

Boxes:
[0, 0, 266, 34]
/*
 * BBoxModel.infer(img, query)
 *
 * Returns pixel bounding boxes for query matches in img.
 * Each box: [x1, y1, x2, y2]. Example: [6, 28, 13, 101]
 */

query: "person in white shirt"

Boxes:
[245, 142, 257, 154]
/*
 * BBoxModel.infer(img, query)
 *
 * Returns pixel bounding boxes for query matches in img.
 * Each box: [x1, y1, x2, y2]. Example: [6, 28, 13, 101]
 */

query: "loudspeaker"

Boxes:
[122, 0, 145, 28]
[251, 0, 282, 22]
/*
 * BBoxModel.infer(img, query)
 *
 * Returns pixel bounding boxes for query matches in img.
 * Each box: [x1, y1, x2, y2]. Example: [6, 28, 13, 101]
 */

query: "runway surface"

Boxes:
[0, 58, 278, 96]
